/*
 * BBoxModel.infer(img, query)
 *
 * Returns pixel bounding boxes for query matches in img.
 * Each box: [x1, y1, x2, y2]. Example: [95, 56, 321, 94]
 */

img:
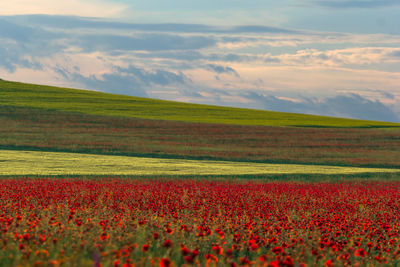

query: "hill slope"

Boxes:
[1, 80, 399, 128]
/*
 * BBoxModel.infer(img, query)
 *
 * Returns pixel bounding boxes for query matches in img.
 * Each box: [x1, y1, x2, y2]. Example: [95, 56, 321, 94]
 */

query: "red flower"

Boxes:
[160, 258, 171, 267]
[184, 255, 195, 263]
[283, 256, 294, 267]
[250, 243, 259, 250]
[142, 244, 150, 252]
[100, 232, 109, 240]
[272, 246, 283, 255]
[23, 233, 30, 241]
[226, 249, 234, 257]
[205, 254, 218, 262]
[38, 234, 46, 243]
[181, 246, 191, 255]
[212, 245, 223, 255]
[355, 248, 367, 257]
[163, 239, 172, 248]
[240, 257, 251, 265]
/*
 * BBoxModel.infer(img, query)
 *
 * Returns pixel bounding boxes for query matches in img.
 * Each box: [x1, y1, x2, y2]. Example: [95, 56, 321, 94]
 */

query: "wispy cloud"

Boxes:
[262, 47, 400, 67]
[54, 64, 191, 97]
[247, 92, 400, 122]
[0, 0, 126, 17]
[206, 64, 240, 77]
[74, 33, 217, 52]
[311, 0, 400, 8]
[5, 15, 298, 34]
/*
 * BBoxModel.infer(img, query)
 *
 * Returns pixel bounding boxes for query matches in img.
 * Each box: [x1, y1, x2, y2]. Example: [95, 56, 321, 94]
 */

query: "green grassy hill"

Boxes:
[1, 80, 399, 128]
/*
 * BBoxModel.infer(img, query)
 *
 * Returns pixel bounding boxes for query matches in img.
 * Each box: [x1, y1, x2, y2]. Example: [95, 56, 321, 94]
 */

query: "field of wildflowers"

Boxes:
[2, 105, 400, 169]
[1, 178, 399, 266]
[2, 81, 400, 267]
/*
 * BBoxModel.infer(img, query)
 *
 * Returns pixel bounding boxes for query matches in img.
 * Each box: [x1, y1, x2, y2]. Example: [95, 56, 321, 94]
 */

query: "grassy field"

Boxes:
[2, 105, 400, 168]
[1, 79, 400, 172]
[1, 79, 399, 128]
[1, 149, 399, 176]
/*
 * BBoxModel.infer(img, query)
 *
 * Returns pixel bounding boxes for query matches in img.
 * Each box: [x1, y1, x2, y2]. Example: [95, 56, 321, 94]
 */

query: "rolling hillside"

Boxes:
[1, 79, 399, 128]
[1, 79, 400, 169]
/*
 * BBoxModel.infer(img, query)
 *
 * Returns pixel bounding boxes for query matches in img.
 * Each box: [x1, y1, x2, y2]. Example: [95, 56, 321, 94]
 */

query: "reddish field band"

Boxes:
[1, 178, 399, 266]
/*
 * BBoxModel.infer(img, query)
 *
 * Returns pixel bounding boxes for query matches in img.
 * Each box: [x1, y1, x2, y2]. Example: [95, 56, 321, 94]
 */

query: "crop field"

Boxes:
[2, 105, 400, 168]
[2, 80, 400, 266]
[1, 178, 400, 266]
[2, 149, 399, 176]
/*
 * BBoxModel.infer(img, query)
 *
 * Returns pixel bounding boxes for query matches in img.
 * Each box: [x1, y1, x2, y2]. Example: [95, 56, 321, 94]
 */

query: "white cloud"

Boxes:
[0, 0, 127, 17]
[0, 65, 74, 87]
[262, 47, 400, 67]
[310, 0, 400, 9]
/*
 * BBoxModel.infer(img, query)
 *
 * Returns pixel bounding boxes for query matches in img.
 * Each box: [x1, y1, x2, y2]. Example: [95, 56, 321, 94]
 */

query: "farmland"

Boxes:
[1, 80, 400, 266]
[2, 149, 398, 176]
[2, 105, 400, 168]
[1, 178, 400, 266]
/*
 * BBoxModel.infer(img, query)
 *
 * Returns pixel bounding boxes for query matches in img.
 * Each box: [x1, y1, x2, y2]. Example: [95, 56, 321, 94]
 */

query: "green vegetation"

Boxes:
[1, 79, 400, 176]
[1, 149, 398, 176]
[5, 172, 400, 183]
[1, 79, 399, 127]
[2, 105, 400, 168]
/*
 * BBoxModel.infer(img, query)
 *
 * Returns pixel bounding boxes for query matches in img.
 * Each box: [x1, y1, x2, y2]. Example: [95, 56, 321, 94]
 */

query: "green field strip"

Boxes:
[1, 80, 399, 128]
[1, 150, 398, 176]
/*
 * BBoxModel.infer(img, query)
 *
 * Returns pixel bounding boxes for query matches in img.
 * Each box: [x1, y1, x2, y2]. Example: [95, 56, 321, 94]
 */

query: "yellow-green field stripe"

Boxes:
[1, 150, 399, 176]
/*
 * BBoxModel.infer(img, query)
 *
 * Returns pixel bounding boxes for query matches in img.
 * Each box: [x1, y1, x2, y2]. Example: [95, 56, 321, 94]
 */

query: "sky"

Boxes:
[1, 0, 400, 122]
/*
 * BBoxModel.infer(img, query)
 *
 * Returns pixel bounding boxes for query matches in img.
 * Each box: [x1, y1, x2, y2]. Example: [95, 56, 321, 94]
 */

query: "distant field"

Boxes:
[2, 80, 400, 170]
[1, 80, 399, 127]
[1, 149, 398, 176]
[2, 105, 400, 168]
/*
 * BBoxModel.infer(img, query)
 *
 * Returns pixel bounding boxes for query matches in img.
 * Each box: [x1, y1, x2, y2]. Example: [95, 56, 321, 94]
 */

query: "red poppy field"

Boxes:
[1, 178, 399, 266]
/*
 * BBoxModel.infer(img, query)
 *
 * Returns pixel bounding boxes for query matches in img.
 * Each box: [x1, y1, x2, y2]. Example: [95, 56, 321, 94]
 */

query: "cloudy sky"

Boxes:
[1, 0, 400, 122]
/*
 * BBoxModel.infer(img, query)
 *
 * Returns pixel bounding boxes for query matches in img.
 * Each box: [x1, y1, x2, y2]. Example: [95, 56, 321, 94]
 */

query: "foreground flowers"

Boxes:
[0, 178, 399, 266]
